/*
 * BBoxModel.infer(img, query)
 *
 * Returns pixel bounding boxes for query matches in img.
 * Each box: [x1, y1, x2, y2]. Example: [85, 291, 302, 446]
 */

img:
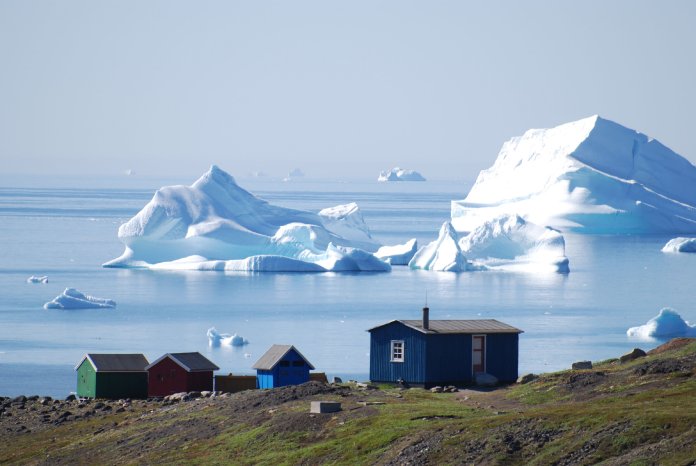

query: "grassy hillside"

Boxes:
[2, 339, 695, 465]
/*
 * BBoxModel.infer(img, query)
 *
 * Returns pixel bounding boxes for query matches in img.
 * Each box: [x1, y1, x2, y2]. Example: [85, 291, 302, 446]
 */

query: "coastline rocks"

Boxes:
[516, 373, 538, 384]
[620, 348, 647, 364]
[571, 361, 593, 370]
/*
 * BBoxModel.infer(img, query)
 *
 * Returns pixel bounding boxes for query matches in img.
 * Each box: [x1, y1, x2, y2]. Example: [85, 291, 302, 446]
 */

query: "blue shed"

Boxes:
[368, 307, 522, 387]
[252, 344, 315, 389]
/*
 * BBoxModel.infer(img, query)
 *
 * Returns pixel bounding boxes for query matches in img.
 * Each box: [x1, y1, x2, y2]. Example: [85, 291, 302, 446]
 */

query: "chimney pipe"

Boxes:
[422, 306, 429, 330]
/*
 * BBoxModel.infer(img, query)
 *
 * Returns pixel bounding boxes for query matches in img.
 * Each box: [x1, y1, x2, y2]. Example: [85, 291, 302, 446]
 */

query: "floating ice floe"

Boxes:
[27, 275, 49, 284]
[44, 288, 116, 310]
[378, 167, 426, 182]
[409, 215, 569, 273]
[375, 238, 418, 265]
[662, 237, 696, 253]
[451, 115, 696, 234]
[627, 308, 696, 339]
[103, 165, 390, 273]
[207, 327, 249, 347]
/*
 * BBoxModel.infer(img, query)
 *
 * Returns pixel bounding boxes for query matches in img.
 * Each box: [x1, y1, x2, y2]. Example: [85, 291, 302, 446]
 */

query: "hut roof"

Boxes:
[252, 344, 315, 370]
[368, 319, 523, 334]
[145, 352, 219, 372]
[76, 354, 149, 372]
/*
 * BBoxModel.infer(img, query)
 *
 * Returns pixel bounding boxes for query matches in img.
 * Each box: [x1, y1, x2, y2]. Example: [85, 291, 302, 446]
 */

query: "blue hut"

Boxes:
[368, 307, 522, 387]
[252, 344, 315, 389]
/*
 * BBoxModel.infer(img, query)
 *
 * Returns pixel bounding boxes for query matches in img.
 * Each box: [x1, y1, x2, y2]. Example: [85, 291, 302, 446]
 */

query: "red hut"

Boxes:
[146, 352, 219, 397]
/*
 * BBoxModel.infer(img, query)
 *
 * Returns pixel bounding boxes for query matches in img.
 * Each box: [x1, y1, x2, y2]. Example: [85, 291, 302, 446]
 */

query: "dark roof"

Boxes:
[145, 352, 220, 372]
[76, 354, 149, 372]
[368, 319, 523, 334]
[252, 345, 315, 370]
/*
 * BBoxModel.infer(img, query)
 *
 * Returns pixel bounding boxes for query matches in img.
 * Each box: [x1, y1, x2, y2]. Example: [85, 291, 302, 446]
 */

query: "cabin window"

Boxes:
[279, 360, 290, 367]
[292, 361, 304, 367]
[391, 340, 404, 362]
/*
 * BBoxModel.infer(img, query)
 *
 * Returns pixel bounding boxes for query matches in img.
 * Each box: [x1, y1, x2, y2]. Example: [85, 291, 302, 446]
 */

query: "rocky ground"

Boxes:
[1, 339, 695, 465]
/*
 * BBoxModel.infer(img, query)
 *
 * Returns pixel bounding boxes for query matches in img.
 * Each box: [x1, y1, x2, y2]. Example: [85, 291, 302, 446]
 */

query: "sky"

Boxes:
[1, 1, 695, 181]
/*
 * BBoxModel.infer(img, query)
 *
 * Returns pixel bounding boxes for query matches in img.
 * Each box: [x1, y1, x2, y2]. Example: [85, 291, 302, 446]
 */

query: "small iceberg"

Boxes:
[375, 239, 418, 265]
[662, 237, 696, 253]
[27, 275, 49, 284]
[207, 327, 249, 347]
[409, 222, 470, 272]
[378, 167, 426, 182]
[627, 308, 696, 339]
[44, 288, 116, 310]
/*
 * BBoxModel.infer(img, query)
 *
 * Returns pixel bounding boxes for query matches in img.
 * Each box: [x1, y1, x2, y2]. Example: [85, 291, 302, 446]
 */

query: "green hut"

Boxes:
[75, 354, 149, 399]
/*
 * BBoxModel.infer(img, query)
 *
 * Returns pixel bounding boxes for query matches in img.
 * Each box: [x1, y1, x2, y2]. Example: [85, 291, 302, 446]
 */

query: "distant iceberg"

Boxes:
[44, 288, 116, 310]
[207, 327, 248, 347]
[451, 116, 696, 234]
[378, 167, 426, 182]
[662, 237, 696, 253]
[104, 166, 389, 272]
[409, 215, 569, 273]
[627, 308, 696, 339]
[27, 275, 48, 284]
[375, 239, 418, 265]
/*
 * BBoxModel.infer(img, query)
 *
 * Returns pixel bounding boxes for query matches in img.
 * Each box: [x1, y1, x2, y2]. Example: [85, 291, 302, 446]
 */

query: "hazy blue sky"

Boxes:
[1, 1, 695, 181]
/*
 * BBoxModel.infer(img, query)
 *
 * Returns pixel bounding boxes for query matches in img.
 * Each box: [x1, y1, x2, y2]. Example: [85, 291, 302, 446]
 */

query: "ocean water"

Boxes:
[1, 178, 695, 397]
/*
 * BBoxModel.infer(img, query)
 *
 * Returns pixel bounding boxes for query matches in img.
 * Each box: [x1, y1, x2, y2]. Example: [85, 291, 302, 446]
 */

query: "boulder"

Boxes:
[620, 348, 647, 364]
[65, 394, 76, 402]
[572, 361, 593, 370]
[516, 373, 538, 384]
[331, 376, 343, 384]
[430, 386, 443, 393]
[475, 373, 499, 387]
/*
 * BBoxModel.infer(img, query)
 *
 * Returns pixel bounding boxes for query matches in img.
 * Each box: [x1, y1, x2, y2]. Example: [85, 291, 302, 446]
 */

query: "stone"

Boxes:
[65, 394, 76, 402]
[475, 373, 499, 387]
[12, 395, 27, 403]
[331, 376, 343, 384]
[572, 361, 593, 370]
[620, 348, 647, 364]
[310, 401, 341, 414]
[517, 373, 538, 384]
[430, 386, 443, 393]
[201, 391, 212, 398]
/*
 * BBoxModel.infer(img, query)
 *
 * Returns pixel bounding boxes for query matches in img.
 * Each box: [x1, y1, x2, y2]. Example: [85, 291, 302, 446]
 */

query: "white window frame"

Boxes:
[390, 340, 405, 362]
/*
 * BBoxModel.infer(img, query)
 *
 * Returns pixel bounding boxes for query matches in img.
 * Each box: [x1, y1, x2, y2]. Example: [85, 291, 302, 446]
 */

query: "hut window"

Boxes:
[280, 360, 290, 367]
[391, 340, 404, 362]
[292, 361, 304, 367]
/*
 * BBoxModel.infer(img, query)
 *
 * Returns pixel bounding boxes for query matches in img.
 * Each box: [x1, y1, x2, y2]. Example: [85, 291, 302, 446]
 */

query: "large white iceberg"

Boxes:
[104, 166, 390, 272]
[460, 215, 569, 273]
[452, 116, 696, 234]
[409, 222, 470, 272]
[627, 308, 696, 339]
[375, 239, 418, 265]
[44, 288, 116, 310]
[378, 167, 426, 182]
[409, 215, 569, 273]
[662, 237, 696, 253]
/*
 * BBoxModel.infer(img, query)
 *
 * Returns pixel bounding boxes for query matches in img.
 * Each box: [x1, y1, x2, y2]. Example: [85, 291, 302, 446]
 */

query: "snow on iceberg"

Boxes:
[662, 237, 696, 253]
[375, 238, 418, 265]
[44, 288, 116, 310]
[378, 167, 426, 182]
[27, 275, 48, 284]
[409, 222, 470, 272]
[627, 308, 696, 339]
[451, 116, 696, 234]
[207, 327, 248, 347]
[460, 215, 570, 273]
[103, 165, 389, 272]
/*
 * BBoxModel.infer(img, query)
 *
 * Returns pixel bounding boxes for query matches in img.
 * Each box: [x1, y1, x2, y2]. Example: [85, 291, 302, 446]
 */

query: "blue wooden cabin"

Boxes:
[252, 344, 315, 389]
[368, 307, 522, 387]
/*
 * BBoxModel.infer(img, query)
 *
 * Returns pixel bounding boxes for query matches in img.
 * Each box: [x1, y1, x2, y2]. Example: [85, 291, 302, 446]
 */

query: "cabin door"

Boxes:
[472, 335, 486, 374]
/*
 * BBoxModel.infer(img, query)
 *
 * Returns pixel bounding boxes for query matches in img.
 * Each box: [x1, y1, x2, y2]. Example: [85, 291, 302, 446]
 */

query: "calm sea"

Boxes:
[1, 177, 694, 397]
